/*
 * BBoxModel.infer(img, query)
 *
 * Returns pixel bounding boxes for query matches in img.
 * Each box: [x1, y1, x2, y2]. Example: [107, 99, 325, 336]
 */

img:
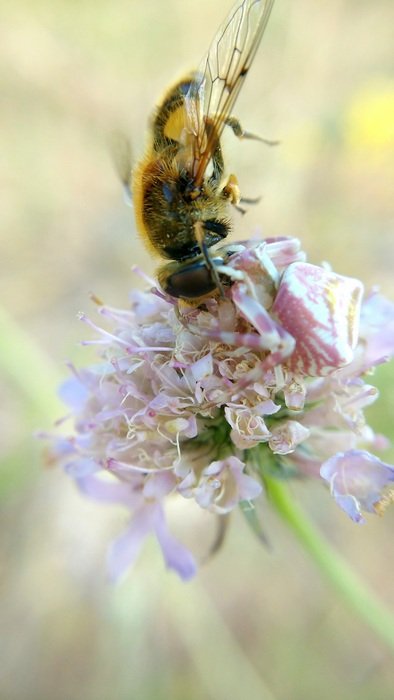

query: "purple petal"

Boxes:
[190, 353, 214, 381]
[334, 494, 365, 523]
[201, 456, 262, 511]
[237, 471, 263, 502]
[58, 377, 89, 410]
[129, 288, 169, 319]
[49, 436, 77, 457]
[76, 473, 143, 507]
[108, 503, 197, 581]
[268, 420, 310, 455]
[153, 507, 197, 580]
[107, 506, 155, 581]
[321, 449, 394, 521]
[143, 470, 176, 499]
[360, 291, 394, 367]
[65, 457, 99, 478]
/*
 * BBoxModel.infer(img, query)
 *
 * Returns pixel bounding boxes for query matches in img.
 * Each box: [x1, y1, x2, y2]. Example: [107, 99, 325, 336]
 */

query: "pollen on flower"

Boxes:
[374, 488, 394, 516]
[48, 235, 394, 580]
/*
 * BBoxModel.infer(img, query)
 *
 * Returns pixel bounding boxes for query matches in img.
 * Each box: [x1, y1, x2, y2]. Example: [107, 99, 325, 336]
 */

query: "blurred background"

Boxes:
[1, 0, 393, 698]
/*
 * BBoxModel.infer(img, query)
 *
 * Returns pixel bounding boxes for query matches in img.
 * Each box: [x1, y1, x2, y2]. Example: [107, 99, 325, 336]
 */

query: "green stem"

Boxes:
[264, 475, 394, 651]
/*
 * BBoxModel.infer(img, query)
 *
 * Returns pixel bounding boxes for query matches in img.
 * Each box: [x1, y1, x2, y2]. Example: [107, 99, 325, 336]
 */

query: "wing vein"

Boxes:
[184, 0, 275, 186]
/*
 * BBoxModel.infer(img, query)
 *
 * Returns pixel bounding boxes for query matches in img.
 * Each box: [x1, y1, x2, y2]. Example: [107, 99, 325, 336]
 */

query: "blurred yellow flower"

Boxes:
[345, 83, 394, 152]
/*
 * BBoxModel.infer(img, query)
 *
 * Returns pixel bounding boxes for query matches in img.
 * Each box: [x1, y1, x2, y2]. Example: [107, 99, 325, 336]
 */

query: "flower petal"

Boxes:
[321, 449, 394, 521]
[193, 456, 262, 514]
[269, 420, 310, 455]
[153, 507, 197, 580]
[65, 457, 99, 478]
[76, 473, 143, 508]
[58, 377, 89, 410]
[360, 291, 394, 367]
[107, 505, 155, 581]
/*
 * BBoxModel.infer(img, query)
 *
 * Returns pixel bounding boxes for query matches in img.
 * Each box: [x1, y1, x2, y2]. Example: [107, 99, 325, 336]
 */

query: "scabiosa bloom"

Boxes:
[49, 236, 394, 580]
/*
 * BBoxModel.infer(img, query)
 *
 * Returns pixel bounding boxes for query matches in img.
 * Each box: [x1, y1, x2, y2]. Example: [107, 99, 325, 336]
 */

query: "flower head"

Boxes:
[49, 236, 394, 579]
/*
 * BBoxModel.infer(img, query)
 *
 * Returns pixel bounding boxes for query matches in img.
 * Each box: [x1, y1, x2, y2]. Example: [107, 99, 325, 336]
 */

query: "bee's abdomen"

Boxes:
[152, 74, 201, 152]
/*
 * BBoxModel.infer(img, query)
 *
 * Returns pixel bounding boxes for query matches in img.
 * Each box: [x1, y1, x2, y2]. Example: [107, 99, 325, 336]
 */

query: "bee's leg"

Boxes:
[234, 194, 262, 215]
[194, 221, 225, 297]
[222, 173, 241, 205]
[222, 174, 261, 215]
[239, 195, 262, 205]
[224, 116, 279, 146]
[222, 173, 252, 214]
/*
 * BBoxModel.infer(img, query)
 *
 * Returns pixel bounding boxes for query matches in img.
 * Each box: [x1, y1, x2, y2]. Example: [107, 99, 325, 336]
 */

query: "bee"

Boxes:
[130, 0, 276, 300]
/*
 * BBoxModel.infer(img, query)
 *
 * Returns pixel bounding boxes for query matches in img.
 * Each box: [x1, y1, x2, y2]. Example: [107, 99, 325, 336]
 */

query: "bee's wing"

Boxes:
[185, 0, 275, 187]
[109, 130, 133, 205]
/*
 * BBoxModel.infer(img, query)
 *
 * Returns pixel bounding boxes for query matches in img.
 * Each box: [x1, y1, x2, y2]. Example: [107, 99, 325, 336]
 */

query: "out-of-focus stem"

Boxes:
[264, 474, 394, 651]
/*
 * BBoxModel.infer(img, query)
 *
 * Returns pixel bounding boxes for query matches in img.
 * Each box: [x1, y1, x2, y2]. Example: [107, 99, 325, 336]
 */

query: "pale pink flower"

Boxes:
[49, 236, 394, 579]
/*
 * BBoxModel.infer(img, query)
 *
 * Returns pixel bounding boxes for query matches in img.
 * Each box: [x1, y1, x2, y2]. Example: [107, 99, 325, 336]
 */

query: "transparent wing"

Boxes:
[185, 0, 275, 187]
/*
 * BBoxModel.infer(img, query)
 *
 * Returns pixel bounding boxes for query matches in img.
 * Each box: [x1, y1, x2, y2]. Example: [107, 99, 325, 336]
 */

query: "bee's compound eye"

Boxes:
[161, 258, 224, 299]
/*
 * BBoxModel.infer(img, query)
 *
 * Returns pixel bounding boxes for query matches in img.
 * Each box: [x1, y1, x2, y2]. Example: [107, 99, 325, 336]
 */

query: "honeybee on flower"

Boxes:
[129, 0, 276, 301]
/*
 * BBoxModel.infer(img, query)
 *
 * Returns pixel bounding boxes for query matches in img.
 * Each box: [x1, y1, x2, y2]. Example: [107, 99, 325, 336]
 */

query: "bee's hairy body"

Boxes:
[129, 1, 276, 300]
[132, 74, 232, 264]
